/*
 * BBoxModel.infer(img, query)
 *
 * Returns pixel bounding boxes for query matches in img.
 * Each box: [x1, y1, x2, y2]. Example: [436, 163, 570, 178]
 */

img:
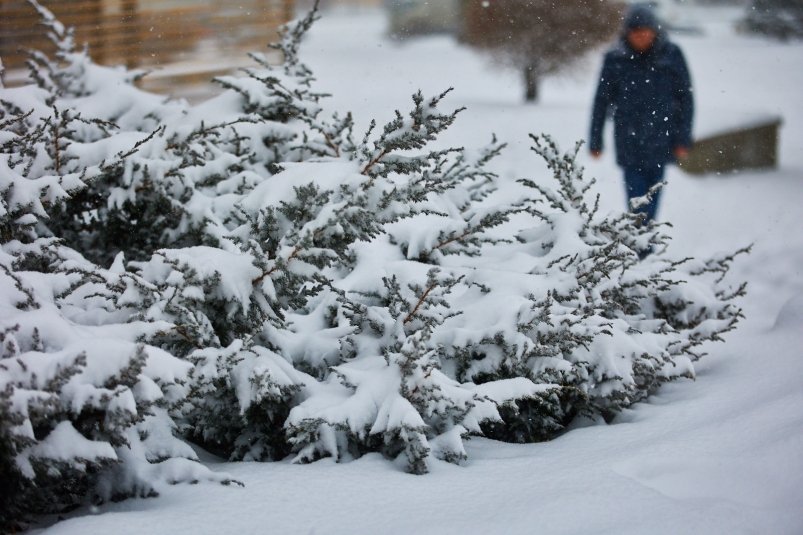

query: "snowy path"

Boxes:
[37, 7, 803, 535]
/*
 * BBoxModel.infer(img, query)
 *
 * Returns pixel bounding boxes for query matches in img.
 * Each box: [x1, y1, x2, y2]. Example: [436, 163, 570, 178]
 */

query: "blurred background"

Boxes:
[1, 0, 800, 178]
[2, 0, 800, 101]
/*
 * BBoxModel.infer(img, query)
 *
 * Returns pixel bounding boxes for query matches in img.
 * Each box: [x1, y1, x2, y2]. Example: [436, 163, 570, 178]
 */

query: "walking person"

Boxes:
[589, 4, 694, 224]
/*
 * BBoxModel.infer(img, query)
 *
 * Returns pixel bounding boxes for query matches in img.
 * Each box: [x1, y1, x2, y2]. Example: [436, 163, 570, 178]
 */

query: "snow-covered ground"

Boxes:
[36, 6, 803, 534]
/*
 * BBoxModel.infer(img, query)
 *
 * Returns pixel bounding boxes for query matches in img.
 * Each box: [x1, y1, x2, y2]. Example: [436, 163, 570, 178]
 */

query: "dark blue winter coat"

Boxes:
[589, 33, 694, 171]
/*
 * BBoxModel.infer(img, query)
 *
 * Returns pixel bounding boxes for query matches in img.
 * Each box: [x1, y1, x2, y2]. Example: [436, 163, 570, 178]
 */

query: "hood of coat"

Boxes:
[623, 4, 661, 33]
[619, 4, 666, 56]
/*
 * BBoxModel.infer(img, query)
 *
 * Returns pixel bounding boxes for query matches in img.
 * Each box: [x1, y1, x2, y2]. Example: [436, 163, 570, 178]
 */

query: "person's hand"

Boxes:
[673, 146, 690, 160]
[590, 149, 602, 159]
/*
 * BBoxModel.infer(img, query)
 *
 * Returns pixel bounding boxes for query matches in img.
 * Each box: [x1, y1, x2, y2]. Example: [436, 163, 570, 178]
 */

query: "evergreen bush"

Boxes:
[0, 0, 748, 527]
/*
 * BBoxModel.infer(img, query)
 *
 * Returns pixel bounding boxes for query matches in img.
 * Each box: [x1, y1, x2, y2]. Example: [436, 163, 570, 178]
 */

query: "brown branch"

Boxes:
[173, 325, 197, 345]
[361, 148, 390, 176]
[155, 324, 199, 348]
[322, 130, 340, 157]
[252, 245, 302, 286]
[251, 223, 330, 286]
[403, 282, 437, 325]
[52, 111, 61, 175]
[432, 227, 475, 252]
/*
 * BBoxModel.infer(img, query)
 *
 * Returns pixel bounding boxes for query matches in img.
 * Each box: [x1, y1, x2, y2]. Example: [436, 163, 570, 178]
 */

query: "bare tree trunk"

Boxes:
[524, 65, 539, 102]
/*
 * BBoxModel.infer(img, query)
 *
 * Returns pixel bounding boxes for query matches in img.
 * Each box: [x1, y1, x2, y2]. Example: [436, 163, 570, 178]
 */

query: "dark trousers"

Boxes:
[623, 166, 666, 223]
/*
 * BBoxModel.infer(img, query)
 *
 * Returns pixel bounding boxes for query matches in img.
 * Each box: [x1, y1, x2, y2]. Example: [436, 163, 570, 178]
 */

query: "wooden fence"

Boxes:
[1, 0, 295, 94]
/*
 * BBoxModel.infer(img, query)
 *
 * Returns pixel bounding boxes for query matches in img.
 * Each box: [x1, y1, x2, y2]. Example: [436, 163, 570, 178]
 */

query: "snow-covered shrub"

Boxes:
[82, 6, 537, 467]
[17, 2, 186, 267]
[467, 136, 747, 439]
[0, 164, 229, 533]
[2, 4, 749, 520]
[284, 130, 747, 465]
[1, 3, 351, 468]
[0, 5, 233, 530]
[278, 104, 554, 472]
[42, 0, 338, 268]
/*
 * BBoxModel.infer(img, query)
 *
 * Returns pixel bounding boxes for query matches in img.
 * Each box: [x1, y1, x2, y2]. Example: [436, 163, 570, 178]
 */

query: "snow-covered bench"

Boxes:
[681, 111, 782, 175]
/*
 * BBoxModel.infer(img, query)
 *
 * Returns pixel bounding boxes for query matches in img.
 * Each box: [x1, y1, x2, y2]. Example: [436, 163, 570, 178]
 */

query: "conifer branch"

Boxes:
[51, 106, 61, 174]
[403, 282, 437, 325]
[112, 126, 165, 162]
[361, 148, 391, 177]
[252, 245, 303, 286]
[433, 228, 475, 252]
